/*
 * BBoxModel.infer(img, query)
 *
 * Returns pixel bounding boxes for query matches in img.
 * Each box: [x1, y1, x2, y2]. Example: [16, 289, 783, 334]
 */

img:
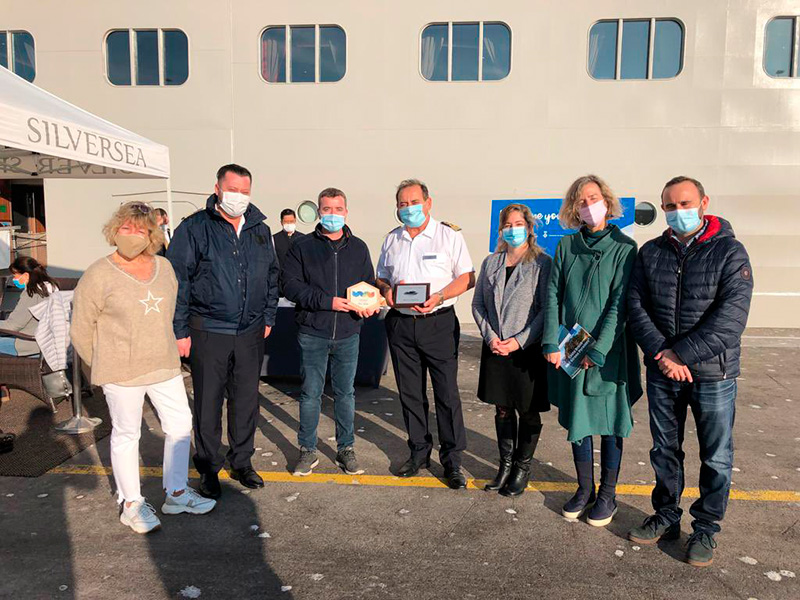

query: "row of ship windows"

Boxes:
[2, 17, 798, 86]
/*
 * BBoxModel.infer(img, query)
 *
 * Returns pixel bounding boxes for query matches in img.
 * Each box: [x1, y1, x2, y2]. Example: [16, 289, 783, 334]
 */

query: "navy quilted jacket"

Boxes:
[167, 195, 279, 338]
[627, 216, 753, 382]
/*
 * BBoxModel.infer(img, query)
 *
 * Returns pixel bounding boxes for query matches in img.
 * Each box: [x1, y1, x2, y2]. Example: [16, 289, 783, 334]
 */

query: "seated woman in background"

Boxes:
[0, 256, 59, 356]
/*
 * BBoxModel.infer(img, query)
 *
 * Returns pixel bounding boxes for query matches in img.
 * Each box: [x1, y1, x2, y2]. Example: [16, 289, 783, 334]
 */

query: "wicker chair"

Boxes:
[0, 329, 63, 411]
[0, 277, 80, 412]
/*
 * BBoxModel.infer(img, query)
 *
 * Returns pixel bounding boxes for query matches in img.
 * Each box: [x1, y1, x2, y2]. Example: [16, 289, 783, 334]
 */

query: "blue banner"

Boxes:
[488, 197, 636, 257]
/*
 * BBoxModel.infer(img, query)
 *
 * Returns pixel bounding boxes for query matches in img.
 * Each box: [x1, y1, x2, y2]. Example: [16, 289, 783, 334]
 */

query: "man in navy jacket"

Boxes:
[627, 176, 753, 567]
[281, 188, 377, 477]
[167, 164, 279, 499]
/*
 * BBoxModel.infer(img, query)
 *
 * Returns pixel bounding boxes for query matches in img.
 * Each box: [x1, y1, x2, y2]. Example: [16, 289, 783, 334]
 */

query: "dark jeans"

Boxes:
[297, 332, 359, 452]
[189, 326, 265, 473]
[572, 435, 623, 470]
[646, 371, 737, 534]
[385, 308, 467, 471]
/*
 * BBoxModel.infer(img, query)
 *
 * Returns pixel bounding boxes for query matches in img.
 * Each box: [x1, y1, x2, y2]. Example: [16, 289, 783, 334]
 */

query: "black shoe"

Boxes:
[445, 468, 467, 489]
[198, 471, 221, 499]
[499, 421, 542, 497]
[396, 456, 430, 478]
[499, 463, 530, 497]
[0, 431, 15, 454]
[485, 413, 516, 491]
[230, 466, 264, 489]
[485, 462, 513, 492]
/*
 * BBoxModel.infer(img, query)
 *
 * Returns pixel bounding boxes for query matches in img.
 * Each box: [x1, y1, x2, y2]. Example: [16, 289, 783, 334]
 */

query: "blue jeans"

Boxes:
[572, 435, 623, 470]
[646, 372, 737, 534]
[297, 332, 360, 452]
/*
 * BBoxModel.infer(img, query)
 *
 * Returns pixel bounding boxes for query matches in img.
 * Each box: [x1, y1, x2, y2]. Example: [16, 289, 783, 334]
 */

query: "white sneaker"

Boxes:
[120, 500, 161, 534]
[161, 487, 217, 515]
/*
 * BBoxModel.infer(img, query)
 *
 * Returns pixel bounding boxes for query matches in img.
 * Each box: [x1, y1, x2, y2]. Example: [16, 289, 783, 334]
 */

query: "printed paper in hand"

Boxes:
[558, 323, 596, 379]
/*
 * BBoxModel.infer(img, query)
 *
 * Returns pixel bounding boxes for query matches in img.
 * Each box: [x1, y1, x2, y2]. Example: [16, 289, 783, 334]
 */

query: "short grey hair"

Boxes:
[395, 179, 429, 203]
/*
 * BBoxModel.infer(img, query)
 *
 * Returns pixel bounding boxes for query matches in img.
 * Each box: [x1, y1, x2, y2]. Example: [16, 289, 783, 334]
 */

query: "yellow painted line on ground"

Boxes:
[46, 464, 800, 503]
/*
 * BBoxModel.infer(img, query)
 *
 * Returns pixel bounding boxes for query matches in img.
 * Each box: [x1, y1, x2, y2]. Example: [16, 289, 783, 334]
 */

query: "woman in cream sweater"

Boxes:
[71, 202, 216, 534]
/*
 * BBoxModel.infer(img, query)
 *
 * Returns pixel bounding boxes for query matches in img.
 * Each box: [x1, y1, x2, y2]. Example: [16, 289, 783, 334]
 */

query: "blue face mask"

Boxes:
[502, 226, 528, 248]
[12, 278, 25, 290]
[666, 208, 702, 235]
[319, 214, 345, 233]
[398, 204, 426, 228]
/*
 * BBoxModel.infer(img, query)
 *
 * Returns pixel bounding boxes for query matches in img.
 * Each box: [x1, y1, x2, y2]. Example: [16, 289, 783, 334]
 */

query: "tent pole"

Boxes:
[166, 177, 174, 233]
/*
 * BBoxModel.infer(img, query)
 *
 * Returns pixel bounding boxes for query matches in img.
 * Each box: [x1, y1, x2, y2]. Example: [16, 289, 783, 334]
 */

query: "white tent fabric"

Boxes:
[0, 67, 169, 179]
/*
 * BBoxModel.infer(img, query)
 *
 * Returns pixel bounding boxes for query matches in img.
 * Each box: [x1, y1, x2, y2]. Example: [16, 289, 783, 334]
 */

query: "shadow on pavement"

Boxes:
[137, 400, 292, 598]
[3, 408, 98, 599]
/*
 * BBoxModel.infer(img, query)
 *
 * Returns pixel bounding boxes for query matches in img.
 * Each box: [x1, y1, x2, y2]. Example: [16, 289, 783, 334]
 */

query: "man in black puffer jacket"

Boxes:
[281, 188, 378, 478]
[627, 176, 753, 568]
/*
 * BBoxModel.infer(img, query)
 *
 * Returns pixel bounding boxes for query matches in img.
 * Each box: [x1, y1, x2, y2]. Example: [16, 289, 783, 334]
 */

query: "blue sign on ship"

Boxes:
[488, 197, 636, 257]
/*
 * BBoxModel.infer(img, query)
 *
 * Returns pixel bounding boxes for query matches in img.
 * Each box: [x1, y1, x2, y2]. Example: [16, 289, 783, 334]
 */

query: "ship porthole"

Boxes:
[634, 201, 657, 227]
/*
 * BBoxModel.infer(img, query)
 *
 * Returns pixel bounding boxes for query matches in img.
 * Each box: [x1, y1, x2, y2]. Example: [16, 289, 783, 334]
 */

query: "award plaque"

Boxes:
[347, 282, 382, 311]
[393, 283, 430, 308]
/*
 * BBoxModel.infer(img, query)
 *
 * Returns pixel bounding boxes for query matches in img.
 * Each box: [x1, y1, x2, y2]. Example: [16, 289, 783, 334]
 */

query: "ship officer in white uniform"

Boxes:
[376, 179, 475, 489]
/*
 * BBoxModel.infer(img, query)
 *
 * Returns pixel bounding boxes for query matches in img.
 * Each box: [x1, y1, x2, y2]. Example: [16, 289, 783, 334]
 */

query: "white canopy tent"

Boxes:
[0, 67, 170, 177]
[0, 67, 172, 434]
[0, 66, 172, 227]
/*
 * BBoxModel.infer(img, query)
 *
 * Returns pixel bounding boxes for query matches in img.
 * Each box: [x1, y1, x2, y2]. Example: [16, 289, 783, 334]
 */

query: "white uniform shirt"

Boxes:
[377, 216, 474, 315]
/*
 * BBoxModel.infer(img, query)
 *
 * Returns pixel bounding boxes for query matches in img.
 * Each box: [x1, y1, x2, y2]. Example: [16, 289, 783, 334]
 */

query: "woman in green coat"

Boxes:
[543, 175, 642, 528]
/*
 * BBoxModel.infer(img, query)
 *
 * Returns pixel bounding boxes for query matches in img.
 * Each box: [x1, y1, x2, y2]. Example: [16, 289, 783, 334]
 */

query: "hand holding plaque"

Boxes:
[346, 282, 383, 317]
[393, 283, 431, 308]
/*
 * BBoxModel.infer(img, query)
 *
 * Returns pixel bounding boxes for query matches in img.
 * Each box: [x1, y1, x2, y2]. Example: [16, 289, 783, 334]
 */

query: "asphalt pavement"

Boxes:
[1, 328, 798, 600]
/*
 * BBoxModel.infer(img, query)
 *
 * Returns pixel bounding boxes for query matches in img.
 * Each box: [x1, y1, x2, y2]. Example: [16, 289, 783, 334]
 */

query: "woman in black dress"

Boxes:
[472, 204, 552, 496]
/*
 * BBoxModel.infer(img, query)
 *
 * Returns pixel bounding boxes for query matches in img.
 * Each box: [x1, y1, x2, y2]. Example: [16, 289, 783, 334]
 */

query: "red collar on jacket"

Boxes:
[665, 214, 722, 250]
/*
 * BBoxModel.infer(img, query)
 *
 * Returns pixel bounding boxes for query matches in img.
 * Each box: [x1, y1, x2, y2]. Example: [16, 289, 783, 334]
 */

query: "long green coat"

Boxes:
[542, 225, 642, 442]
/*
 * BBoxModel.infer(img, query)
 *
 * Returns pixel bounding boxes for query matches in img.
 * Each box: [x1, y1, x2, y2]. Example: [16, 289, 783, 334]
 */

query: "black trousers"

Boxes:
[189, 326, 265, 473]
[385, 307, 467, 470]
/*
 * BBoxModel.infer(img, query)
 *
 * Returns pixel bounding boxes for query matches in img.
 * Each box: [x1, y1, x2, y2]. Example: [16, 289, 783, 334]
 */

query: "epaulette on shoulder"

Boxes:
[385, 225, 403, 239]
[441, 221, 461, 232]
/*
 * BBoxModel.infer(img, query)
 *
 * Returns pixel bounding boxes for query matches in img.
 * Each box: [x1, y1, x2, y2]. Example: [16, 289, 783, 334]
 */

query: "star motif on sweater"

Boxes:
[139, 290, 163, 315]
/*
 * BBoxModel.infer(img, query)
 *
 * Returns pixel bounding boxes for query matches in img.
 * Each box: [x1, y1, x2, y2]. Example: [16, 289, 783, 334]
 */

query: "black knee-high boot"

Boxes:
[485, 411, 517, 491]
[499, 417, 542, 497]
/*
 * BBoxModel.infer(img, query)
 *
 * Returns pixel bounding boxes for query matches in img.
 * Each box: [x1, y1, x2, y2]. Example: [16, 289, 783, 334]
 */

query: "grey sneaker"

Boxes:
[293, 448, 319, 476]
[629, 514, 681, 544]
[336, 446, 364, 475]
[686, 530, 717, 567]
[161, 487, 217, 515]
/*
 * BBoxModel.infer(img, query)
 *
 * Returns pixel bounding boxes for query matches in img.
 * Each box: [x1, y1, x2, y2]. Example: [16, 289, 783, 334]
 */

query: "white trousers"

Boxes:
[103, 375, 193, 503]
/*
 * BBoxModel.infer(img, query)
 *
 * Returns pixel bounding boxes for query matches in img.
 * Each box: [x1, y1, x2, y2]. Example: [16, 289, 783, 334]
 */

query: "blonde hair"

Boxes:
[102, 202, 165, 256]
[559, 175, 623, 229]
[495, 204, 543, 262]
